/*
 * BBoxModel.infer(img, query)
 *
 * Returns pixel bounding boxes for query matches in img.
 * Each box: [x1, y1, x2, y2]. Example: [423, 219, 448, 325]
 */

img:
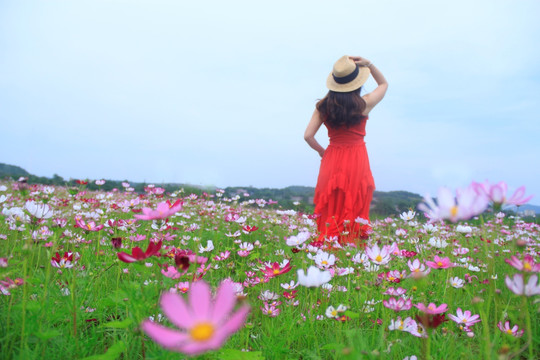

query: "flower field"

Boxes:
[0, 180, 538, 360]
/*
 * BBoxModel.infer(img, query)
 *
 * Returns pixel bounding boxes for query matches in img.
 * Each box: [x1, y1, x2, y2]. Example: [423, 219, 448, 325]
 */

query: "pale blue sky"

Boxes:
[1, 0, 539, 203]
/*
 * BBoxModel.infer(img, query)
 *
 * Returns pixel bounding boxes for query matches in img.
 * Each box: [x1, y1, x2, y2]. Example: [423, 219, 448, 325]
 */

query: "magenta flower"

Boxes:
[383, 297, 412, 312]
[414, 302, 448, 314]
[505, 274, 540, 296]
[117, 241, 162, 263]
[134, 200, 183, 221]
[497, 321, 524, 337]
[425, 255, 454, 269]
[141, 280, 250, 356]
[505, 255, 540, 272]
[447, 308, 481, 327]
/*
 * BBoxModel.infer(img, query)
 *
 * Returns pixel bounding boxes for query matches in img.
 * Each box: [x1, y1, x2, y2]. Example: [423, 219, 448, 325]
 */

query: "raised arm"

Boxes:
[304, 109, 325, 158]
[349, 56, 388, 114]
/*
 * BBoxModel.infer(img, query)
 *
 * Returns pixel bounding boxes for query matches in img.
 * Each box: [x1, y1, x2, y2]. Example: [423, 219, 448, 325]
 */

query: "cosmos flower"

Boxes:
[447, 308, 481, 327]
[365, 244, 392, 265]
[325, 304, 347, 319]
[497, 321, 524, 337]
[505, 255, 540, 272]
[117, 241, 163, 263]
[414, 302, 448, 314]
[51, 252, 80, 269]
[24, 201, 53, 219]
[418, 184, 489, 223]
[135, 200, 183, 221]
[141, 280, 250, 355]
[471, 181, 534, 206]
[505, 274, 540, 296]
[383, 297, 412, 312]
[449, 277, 465, 288]
[314, 251, 335, 269]
[261, 260, 292, 278]
[425, 256, 454, 269]
[75, 219, 104, 232]
[297, 266, 331, 287]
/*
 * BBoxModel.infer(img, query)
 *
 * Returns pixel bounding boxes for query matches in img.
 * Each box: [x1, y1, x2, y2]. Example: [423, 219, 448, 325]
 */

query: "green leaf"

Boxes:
[100, 318, 133, 329]
[219, 349, 264, 360]
[80, 341, 126, 360]
[344, 310, 359, 319]
[320, 343, 345, 350]
[34, 330, 61, 340]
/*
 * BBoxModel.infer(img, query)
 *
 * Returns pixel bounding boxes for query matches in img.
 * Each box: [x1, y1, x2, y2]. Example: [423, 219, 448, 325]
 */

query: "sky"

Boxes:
[1, 0, 539, 204]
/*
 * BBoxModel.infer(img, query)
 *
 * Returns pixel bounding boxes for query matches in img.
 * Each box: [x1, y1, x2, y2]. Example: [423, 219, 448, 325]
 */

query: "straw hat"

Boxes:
[326, 55, 370, 92]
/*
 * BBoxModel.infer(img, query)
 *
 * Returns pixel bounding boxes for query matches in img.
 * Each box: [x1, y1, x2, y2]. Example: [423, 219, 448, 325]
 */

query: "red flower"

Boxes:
[283, 290, 298, 299]
[261, 261, 292, 278]
[117, 241, 163, 263]
[75, 179, 88, 185]
[242, 225, 259, 233]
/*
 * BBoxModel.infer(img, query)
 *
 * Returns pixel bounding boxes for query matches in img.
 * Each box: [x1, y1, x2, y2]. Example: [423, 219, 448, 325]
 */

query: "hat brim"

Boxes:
[326, 66, 370, 92]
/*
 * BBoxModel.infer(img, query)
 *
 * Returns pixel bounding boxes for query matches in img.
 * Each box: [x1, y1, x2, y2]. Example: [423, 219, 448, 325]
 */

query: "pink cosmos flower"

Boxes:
[161, 266, 183, 279]
[407, 259, 431, 277]
[505, 274, 540, 296]
[425, 255, 454, 269]
[472, 181, 534, 206]
[134, 200, 183, 221]
[365, 244, 392, 265]
[75, 219, 104, 232]
[414, 302, 448, 314]
[497, 321, 524, 337]
[447, 308, 481, 327]
[505, 255, 540, 272]
[141, 280, 250, 356]
[117, 241, 163, 263]
[383, 297, 412, 312]
[384, 287, 407, 296]
[260, 302, 281, 317]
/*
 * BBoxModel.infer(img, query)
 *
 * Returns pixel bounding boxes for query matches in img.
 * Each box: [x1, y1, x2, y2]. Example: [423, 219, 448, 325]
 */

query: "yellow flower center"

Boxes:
[273, 269, 280, 275]
[190, 322, 215, 342]
[331, 310, 337, 317]
[462, 319, 468, 323]
[506, 329, 513, 334]
[437, 261, 443, 267]
[450, 206, 458, 218]
[375, 255, 382, 262]
[322, 260, 328, 265]
[523, 262, 532, 271]
[87, 224, 92, 230]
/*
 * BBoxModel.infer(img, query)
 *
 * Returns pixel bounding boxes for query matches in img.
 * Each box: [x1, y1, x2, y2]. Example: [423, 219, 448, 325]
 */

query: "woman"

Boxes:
[304, 55, 388, 245]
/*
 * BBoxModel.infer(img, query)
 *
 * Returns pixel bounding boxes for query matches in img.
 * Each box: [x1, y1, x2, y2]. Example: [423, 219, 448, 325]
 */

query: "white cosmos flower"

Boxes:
[198, 240, 214, 253]
[297, 266, 332, 287]
[456, 225, 472, 233]
[24, 201, 53, 219]
[449, 277, 465, 288]
[325, 304, 347, 319]
[400, 211, 416, 221]
[428, 237, 448, 248]
[314, 250, 335, 269]
[286, 231, 311, 247]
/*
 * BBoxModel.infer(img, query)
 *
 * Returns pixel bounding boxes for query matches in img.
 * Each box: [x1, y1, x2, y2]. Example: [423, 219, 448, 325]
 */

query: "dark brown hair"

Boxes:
[316, 88, 367, 128]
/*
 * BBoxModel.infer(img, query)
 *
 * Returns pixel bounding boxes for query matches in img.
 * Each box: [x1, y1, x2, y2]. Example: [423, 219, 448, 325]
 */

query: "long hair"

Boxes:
[316, 88, 367, 128]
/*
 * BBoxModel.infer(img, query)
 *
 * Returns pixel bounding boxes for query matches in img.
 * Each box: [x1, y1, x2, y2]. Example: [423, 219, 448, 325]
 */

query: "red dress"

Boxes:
[313, 116, 375, 244]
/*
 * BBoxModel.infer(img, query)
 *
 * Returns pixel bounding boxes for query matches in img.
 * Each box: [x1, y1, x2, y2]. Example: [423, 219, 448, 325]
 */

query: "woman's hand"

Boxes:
[318, 149, 325, 158]
[349, 56, 371, 67]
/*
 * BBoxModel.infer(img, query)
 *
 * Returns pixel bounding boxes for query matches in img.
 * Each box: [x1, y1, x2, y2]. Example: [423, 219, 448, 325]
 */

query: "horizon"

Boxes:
[1, 0, 539, 201]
